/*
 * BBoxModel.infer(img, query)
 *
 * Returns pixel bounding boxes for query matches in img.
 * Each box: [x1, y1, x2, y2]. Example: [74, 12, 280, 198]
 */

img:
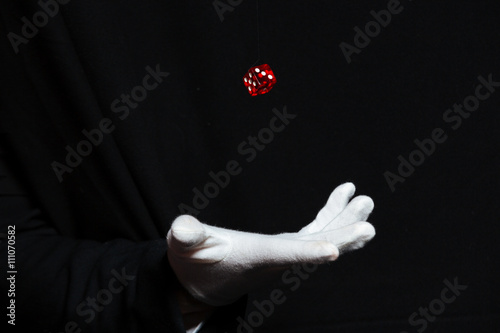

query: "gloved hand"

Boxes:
[167, 182, 375, 307]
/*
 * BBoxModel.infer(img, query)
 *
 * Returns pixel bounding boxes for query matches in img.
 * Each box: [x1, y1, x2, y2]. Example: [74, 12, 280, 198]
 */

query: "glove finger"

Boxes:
[246, 236, 339, 266]
[299, 182, 356, 234]
[320, 195, 374, 231]
[297, 221, 375, 253]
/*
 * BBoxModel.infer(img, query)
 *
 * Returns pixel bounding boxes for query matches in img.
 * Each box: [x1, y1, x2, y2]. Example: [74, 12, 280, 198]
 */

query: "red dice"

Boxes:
[243, 64, 276, 96]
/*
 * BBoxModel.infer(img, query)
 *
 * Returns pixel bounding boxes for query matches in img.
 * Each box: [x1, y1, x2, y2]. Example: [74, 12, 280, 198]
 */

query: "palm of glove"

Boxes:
[167, 183, 375, 306]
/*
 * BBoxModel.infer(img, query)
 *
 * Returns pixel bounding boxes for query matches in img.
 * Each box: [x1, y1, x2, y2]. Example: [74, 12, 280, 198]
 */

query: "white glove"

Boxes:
[167, 182, 375, 307]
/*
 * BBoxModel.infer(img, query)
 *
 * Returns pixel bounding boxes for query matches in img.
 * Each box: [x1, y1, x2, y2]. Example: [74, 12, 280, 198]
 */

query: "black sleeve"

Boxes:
[0, 145, 188, 333]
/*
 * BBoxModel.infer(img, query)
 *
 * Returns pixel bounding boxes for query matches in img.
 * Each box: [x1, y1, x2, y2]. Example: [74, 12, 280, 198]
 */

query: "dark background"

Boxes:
[2, 0, 500, 332]
[200, 1, 500, 332]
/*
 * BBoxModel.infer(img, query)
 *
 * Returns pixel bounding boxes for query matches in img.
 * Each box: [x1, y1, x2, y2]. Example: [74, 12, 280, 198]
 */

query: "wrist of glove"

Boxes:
[167, 182, 375, 306]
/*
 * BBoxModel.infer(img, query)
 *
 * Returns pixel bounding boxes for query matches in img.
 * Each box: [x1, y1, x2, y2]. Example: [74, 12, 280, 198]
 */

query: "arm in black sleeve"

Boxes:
[0, 146, 187, 333]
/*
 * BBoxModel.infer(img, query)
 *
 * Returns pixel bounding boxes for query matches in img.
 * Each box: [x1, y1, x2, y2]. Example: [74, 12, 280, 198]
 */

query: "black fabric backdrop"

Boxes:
[1, 0, 499, 332]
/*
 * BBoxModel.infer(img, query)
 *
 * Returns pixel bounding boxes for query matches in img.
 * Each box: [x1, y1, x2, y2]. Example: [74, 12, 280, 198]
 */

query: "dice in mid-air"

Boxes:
[243, 64, 276, 96]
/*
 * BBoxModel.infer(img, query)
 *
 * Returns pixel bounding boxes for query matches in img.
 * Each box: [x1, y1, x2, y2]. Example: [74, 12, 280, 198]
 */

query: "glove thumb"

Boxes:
[167, 215, 207, 251]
